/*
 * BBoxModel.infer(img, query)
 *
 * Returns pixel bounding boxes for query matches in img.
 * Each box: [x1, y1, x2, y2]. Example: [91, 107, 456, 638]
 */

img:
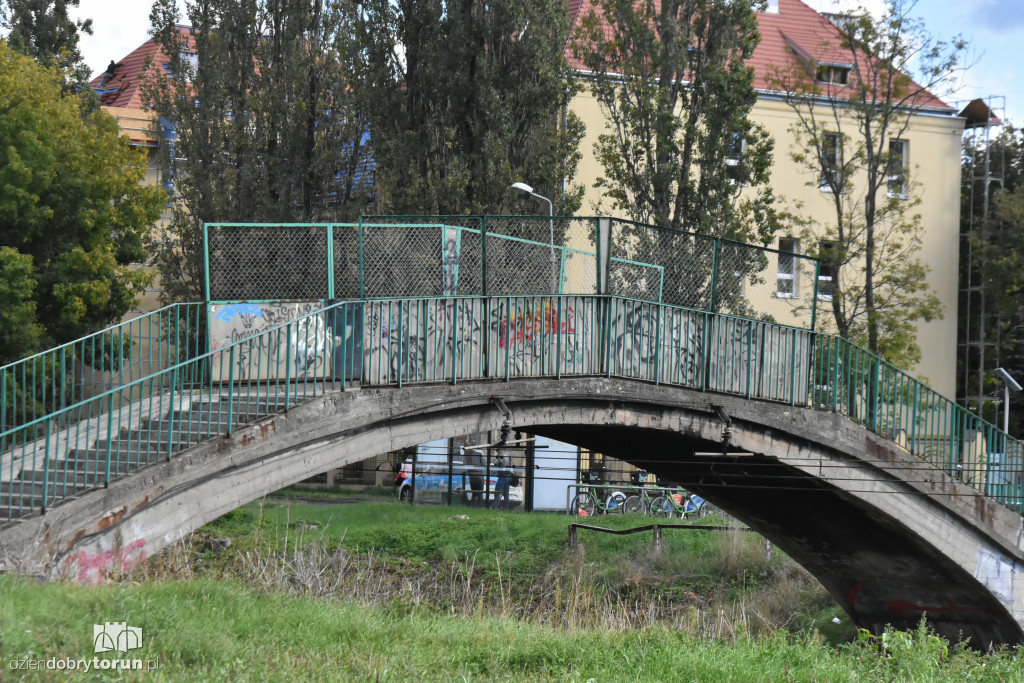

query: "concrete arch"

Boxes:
[3, 377, 1023, 647]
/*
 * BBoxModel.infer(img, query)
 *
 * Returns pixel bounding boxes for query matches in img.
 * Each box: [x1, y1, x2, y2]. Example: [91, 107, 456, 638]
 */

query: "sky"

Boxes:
[66, 0, 1024, 124]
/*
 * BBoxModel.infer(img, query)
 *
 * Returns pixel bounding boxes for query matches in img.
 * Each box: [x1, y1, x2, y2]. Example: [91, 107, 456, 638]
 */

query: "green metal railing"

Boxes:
[0, 304, 206, 434]
[3, 294, 1021, 521]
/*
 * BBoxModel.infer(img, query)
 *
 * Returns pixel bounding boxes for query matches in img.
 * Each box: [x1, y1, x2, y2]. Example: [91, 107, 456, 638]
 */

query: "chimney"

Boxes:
[766, 0, 780, 13]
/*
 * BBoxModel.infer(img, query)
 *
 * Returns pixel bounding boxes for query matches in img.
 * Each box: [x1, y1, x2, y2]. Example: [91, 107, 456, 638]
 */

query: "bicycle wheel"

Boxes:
[623, 494, 643, 515]
[572, 493, 596, 517]
[606, 492, 626, 514]
[649, 495, 675, 518]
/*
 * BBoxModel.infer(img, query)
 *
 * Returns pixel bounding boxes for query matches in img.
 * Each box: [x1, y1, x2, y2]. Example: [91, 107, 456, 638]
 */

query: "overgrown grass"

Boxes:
[7, 499, 1019, 679]
[270, 484, 397, 500]
[134, 500, 843, 641]
[2, 575, 1020, 681]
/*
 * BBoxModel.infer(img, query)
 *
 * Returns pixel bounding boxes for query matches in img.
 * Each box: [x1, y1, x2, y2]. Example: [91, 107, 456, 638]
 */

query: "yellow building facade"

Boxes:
[567, 0, 964, 397]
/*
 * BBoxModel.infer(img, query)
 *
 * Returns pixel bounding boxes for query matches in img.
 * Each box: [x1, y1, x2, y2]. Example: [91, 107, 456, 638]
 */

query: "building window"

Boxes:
[816, 64, 850, 85]
[887, 139, 908, 198]
[820, 132, 841, 189]
[179, 47, 198, 74]
[777, 237, 798, 297]
[726, 133, 746, 183]
[817, 240, 837, 301]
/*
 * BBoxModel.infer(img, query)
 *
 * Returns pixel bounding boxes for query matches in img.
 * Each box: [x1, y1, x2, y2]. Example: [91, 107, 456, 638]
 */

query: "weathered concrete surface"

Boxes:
[1, 377, 1022, 647]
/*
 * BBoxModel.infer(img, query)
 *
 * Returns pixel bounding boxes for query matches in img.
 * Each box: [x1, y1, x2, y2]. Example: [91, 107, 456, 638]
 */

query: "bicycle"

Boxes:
[571, 484, 626, 517]
[622, 485, 661, 515]
[649, 489, 713, 519]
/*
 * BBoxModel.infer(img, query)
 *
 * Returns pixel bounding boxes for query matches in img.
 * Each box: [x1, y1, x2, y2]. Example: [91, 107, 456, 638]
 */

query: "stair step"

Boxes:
[1, 480, 89, 499]
[59, 454, 151, 471]
[171, 406, 276, 423]
[154, 410, 265, 427]
[137, 417, 232, 430]
[13, 468, 98, 487]
[0, 491, 68, 511]
[126, 428, 220, 444]
[92, 435, 199, 452]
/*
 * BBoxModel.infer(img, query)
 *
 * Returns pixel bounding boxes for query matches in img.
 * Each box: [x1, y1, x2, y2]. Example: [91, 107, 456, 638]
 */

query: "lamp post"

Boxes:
[994, 367, 1021, 434]
[511, 182, 557, 293]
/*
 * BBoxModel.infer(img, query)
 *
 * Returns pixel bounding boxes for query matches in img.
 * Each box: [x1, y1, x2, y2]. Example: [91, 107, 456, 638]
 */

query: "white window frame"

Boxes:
[777, 237, 799, 298]
[887, 139, 908, 199]
[816, 64, 850, 85]
[820, 132, 841, 190]
[179, 47, 198, 75]
[817, 240, 836, 302]
[726, 134, 746, 184]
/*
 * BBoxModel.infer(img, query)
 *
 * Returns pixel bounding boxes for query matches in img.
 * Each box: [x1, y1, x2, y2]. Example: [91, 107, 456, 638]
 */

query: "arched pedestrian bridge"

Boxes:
[1, 218, 1022, 648]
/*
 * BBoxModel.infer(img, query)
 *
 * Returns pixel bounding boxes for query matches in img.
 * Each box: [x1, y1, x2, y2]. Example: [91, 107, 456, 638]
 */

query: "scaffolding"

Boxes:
[958, 95, 1006, 422]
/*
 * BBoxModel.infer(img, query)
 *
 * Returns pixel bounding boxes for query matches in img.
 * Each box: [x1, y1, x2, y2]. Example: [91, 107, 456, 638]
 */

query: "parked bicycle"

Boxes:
[649, 489, 713, 519]
[622, 485, 661, 515]
[571, 484, 626, 517]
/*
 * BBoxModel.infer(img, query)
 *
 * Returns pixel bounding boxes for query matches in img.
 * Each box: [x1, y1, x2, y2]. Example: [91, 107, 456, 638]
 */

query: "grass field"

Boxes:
[3, 498, 1022, 680]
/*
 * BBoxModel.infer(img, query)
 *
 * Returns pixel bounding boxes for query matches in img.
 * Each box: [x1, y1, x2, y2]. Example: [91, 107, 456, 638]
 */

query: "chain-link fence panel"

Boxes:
[362, 223, 447, 298]
[483, 217, 595, 296]
[556, 217, 597, 295]
[715, 241, 768, 320]
[363, 217, 484, 297]
[449, 225, 484, 296]
[207, 224, 331, 301]
[563, 247, 599, 296]
[484, 232, 561, 296]
[333, 224, 361, 299]
[607, 220, 715, 309]
[204, 217, 818, 330]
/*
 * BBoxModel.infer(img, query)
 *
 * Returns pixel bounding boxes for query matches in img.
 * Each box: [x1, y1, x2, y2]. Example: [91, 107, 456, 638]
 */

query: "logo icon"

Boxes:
[93, 622, 142, 653]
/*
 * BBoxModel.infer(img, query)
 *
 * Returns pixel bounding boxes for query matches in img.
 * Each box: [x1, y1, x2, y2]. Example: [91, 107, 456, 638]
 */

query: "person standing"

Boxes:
[464, 448, 486, 507]
[493, 454, 513, 511]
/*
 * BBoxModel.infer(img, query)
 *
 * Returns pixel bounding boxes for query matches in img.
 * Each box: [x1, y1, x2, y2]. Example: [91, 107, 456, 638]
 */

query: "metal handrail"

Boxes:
[0, 303, 205, 433]
[3, 293, 1021, 520]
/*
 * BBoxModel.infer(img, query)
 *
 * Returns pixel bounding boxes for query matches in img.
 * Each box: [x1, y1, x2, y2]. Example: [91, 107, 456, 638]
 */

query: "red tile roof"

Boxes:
[88, 28, 192, 110]
[94, 3, 952, 114]
[567, 0, 952, 111]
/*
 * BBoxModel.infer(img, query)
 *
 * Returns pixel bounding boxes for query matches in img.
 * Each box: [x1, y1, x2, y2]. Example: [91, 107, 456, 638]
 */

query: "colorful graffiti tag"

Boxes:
[209, 301, 362, 381]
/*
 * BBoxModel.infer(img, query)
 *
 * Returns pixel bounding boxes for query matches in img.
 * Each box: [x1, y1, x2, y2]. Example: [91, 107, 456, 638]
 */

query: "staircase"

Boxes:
[0, 390, 294, 525]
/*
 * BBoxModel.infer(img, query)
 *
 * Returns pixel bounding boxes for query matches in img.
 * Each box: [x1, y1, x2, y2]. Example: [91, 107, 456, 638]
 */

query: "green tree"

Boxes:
[772, 0, 965, 368]
[0, 40, 164, 362]
[353, 0, 584, 216]
[0, 0, 94, 95]
[146, 0, 375, 303]
[0, 247, 43, 362]
[571, 0, 779, 242]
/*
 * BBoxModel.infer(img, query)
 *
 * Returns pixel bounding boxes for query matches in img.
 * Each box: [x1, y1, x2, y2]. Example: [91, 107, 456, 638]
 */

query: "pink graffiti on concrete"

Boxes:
[64, 538, 147, 583]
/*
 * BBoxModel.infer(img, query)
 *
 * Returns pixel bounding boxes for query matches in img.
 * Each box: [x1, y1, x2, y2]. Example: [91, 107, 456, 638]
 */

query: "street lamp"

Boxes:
[994, 367, 1021, 434]
[511, 182, 558, 293]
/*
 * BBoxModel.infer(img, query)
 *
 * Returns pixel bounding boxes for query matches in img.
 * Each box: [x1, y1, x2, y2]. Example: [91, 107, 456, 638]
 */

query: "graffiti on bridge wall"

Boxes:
[609, 302, 705, 385]
[61, 538, 147, 584]
[209, 302, 362, 381]
[492, 298, 593, 375]
[363, 297, 595, 382]
[607, 301, 812, 401]
[208, 298, 809, 395]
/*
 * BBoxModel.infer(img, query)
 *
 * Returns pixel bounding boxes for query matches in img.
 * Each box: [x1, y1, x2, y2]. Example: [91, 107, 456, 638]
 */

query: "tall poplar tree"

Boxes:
[146, 0, 374, 302]
[353, 0, 584, 215]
